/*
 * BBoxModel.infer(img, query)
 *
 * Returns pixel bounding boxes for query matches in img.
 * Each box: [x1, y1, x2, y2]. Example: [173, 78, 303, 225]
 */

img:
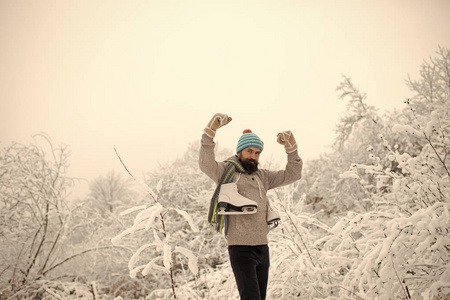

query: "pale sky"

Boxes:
[1, 0, 449, 197]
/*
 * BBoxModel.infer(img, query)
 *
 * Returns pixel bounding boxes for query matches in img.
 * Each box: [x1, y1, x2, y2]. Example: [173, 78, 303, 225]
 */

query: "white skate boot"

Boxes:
[267, 207, 281, 230]
[218, 182, 258, 215]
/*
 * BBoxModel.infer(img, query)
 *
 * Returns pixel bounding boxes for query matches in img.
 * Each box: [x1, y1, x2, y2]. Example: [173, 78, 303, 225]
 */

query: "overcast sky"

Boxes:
[1, 0, 449, 197]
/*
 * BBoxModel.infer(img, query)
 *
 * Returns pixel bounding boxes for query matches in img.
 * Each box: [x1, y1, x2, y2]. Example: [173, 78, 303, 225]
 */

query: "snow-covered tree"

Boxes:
[88, 171, 134, 214]
[0, 134, 74, 296]
[406, 45, 450, 118]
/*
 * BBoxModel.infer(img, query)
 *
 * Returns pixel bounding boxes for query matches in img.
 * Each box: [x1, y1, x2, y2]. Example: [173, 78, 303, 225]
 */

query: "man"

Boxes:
[199, 113, 303, 300]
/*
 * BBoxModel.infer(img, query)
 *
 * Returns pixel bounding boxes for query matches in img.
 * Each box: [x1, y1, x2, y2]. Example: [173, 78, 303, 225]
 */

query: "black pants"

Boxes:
[228, 245, 270, 300]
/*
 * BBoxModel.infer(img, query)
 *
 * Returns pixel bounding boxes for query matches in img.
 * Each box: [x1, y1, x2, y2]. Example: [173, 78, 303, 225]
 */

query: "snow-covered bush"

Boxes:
[111, 153, 201, 299]
[267, 112, 450, 299]
[0, 134, 76, 297]
[0, 135, 126, 299]
[332, 102, 450, 299]
[267, 185, 336, 299]
[266, 46, 450, 300]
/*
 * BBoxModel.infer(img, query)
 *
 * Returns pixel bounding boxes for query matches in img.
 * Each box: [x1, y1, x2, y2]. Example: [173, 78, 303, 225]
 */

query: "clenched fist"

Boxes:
[277, 130, 298, 153]
[204, 113, 232, 138]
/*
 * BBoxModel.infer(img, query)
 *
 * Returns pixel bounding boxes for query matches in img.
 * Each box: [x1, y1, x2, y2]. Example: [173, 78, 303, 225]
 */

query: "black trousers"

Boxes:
[228, 245, 270, 300]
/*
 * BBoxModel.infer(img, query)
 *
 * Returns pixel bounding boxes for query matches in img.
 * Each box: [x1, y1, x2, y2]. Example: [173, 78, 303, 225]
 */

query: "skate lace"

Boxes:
[235, 173, 263, 199]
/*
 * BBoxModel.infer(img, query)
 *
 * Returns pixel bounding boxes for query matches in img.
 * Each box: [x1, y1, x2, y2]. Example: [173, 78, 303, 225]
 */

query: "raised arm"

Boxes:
[265, 130, 303, 189]
[199, 113, 232, 184]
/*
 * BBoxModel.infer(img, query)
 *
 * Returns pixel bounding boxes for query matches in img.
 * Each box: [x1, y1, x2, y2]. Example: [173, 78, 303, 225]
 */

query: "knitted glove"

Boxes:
[204, 113, 232, 138]
[277, 130, 298, 153]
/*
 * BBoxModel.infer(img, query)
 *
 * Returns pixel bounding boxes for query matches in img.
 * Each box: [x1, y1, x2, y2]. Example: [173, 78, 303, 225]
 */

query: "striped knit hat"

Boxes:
[236, 129, 264, 154]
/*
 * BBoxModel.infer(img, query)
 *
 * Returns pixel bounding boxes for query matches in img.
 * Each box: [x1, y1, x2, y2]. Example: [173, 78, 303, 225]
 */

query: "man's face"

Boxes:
[238, 147, 261, 173]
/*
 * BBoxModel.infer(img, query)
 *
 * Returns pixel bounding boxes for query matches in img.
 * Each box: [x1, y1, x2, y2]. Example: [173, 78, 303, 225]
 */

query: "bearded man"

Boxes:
[199, 113, 303, 300]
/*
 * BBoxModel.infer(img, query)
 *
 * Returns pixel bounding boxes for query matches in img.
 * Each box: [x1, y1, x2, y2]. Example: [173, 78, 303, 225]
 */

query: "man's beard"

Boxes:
[240, 158, 258, 173]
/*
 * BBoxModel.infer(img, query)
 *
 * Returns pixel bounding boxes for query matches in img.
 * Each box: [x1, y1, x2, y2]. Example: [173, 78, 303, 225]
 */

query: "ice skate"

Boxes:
[218, 182, 258, 215]
[267, 207, 281, 230]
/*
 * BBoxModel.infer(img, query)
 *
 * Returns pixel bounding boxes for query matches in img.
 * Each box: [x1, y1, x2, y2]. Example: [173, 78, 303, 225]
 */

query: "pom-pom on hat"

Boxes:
[236, 129, 264, 154]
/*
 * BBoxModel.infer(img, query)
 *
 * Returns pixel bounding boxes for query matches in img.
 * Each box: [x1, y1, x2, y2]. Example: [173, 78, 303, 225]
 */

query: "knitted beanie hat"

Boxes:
[236, 129, 264, 154]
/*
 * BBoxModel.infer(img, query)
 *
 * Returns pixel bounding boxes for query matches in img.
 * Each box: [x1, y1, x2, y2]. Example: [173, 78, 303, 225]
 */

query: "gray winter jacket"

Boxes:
[199, 134, 303, 246]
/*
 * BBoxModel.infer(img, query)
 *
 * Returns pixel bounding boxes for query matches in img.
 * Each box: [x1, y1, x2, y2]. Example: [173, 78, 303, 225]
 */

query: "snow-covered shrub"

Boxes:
[267, 106, 449, 300]
[267, 46, 450, 300]
[111, 170, 200, 299]
[0, 134, 76, 297]
[329, 104, 450, 299]
[268, 185, 338, 299]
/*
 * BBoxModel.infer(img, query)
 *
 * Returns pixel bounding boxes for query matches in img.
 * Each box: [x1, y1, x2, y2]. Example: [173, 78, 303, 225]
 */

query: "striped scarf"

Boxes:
[208, 155, 246, 235]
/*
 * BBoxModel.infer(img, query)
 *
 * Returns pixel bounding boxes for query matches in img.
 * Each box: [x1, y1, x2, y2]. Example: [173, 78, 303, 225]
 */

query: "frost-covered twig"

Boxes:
[277, 192, 313, 262]
[390, 255, 410, 299]
[423, 133, 450, 178]
[339, 286, 368, 300]
[45, 288, 64, 300]
[404, 100, 450, 178]
[114, 146, 159, 202]
[91, 281, 98, 300]
[42, 246, 116, 276]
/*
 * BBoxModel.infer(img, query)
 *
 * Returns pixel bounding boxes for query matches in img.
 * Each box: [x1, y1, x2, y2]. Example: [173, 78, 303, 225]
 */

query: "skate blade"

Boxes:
[218, 207, 257, 215]
[268, 220, 280, 230]
[267, 218, 280, 225]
